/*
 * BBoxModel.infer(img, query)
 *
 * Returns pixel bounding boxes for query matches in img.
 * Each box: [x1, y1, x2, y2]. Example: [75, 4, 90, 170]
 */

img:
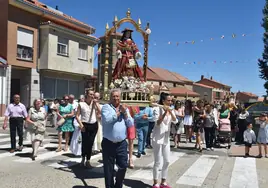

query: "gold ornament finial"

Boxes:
[114, 15, 118, 22]
[106, 23, 109, 30]
[138, 18, 141, 27]
[126, 8, 131, 18]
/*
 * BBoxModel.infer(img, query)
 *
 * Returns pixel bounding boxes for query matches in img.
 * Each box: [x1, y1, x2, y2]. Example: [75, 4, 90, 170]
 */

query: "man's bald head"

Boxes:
[94, 92, 100, 100]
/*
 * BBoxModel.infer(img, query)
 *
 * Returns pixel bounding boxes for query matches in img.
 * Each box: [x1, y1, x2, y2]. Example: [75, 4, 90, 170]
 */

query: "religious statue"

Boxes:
[112, 28, 143, 80]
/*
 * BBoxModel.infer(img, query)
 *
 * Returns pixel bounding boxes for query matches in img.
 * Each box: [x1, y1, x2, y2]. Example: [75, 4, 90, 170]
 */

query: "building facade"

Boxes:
[236, 91, 259, 104]
[196, 75, 231, 103]
[0, 0, 98, 116]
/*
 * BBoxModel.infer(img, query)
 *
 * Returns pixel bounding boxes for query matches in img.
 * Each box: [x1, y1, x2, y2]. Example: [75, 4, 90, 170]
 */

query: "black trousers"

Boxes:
[204, 127, 215, 148]
[9, 117, 24, 149]
[102, 138, 128, 188]
[81, 122, 98, 160]
[146, 121, 155, 147]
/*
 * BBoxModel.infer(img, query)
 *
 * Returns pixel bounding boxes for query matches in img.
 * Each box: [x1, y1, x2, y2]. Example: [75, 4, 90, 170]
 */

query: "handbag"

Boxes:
[57, 117, 65, 126]
[34, 122, 46, 133]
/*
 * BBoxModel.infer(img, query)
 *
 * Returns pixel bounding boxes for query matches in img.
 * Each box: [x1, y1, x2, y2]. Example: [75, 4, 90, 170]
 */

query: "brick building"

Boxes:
[196, 75, 231, 103]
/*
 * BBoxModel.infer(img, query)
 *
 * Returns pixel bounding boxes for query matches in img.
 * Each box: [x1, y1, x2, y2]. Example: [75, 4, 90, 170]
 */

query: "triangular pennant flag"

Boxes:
[221, 35, 225, 39]
[210, 38, 213, 40]
[192, 41, 195, 44]
[176, 42, 179, 46]
[232, 34, 236, 38]
[97, 46, 102, 55]
[168, 41, 171, 45]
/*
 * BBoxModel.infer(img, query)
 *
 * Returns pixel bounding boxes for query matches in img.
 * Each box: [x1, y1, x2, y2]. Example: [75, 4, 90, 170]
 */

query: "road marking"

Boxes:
[0, 143, 57, 159]
[14, 145, 67, 163]
[0, 138, 53, 149]
[130, 152, 185, 180]
[48, 153, 103, 168]
[0, 133, 8, 137]
[229, 157, 259, 188]
[0, 137, 18, 143]
[176, 155, 218, 186]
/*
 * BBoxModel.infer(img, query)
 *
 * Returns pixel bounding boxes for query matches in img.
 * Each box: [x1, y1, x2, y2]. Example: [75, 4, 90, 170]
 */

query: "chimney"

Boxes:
[201, 75, 204, 80]
[56, 5, 58, 10]
[210, 76, 213, 80]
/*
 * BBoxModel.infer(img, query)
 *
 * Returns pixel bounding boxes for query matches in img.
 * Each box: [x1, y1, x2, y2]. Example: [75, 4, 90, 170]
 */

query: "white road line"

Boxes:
[0, 138, 53, 149]
[130, 152, 185, 180]
[176, 155, 219, 187]
[0, 137, 18, 143]
[14, 145, 67, 163]
[48, 153, 103, 168]
[0, 133, 8, 137]
[0, 143, 57, 159]
[229, 157, 259, 188]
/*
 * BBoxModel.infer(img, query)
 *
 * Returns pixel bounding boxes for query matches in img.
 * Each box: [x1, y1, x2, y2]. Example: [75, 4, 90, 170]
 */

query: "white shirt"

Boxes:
[213, 108, 219, 126]
[152, 107, 178, 145]
[243, 129, 256, 143]
[79, 101, 97, 124]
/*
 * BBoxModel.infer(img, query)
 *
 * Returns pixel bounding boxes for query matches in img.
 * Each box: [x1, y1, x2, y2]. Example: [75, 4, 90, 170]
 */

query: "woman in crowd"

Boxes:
[56, 95, 74, 152]
[236, 106, 249, 144]
[183, 100, 193, 143]
[152, 92, 177, 188]
[70, 96, 85, 156]
[171, 101, 184, 148]
[203, 104, 216, 150]
[26, 99, 47, 160]
[193, 100, 205, 152]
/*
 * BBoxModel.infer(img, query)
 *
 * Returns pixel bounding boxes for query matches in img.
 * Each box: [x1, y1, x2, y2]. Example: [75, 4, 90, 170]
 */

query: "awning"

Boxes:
[0, 56, 7, 67]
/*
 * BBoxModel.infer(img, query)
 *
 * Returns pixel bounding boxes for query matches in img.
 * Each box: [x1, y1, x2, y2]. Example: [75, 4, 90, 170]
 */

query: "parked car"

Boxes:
[246, 102, 268, 136]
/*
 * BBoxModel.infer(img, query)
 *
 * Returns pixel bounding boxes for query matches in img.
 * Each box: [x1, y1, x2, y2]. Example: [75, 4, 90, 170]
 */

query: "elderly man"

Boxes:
[101, 89, 134, 188]
[3, 94, 27, 153]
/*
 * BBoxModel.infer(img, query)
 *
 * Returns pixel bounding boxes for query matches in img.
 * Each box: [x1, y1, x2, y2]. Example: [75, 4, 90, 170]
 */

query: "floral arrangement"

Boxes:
[110, 76, 150, 93]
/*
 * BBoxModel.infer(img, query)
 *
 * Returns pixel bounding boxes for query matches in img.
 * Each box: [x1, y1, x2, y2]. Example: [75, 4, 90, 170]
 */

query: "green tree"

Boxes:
[258, 1, 268, 95]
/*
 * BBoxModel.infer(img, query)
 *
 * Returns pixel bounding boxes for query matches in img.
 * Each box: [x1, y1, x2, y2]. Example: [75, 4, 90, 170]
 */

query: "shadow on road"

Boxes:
[73, 186, 98, 188]
[123, 178, 151, 188]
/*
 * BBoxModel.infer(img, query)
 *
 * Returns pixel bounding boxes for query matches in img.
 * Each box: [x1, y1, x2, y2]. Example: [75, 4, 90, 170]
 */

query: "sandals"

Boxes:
[56, 147, 62, 152]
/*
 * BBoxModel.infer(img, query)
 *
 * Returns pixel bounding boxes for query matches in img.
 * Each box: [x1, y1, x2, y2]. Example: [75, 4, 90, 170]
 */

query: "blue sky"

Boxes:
[42, 0, 265, 96]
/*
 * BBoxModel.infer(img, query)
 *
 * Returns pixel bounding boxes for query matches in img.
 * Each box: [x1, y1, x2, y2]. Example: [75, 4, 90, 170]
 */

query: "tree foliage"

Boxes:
[258, 1, 268, 95]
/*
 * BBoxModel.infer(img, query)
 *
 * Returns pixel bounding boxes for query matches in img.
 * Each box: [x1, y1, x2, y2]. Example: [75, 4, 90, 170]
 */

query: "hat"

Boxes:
[121, 28, 133, 33]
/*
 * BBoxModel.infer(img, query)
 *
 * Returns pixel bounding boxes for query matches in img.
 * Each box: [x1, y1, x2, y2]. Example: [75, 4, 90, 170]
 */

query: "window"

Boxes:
[57, 37, 68, 56]
[42, 77, 56, 99]
[42, 77, 81, 99]
[56, 79, 68, 98]
[216, 92, 221, 98]
[78, 44, 88, 60]
[17, 27, 34, 61]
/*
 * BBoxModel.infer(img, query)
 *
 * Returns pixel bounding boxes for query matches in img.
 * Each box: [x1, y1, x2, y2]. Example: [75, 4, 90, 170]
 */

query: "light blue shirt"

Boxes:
[134, 107, 153, 126]
[101, 103, 134, 142]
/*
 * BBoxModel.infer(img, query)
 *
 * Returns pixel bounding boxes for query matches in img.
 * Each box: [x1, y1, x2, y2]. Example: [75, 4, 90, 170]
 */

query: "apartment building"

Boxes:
[0, 0, 98, 116]
[196, 75, 231, 103]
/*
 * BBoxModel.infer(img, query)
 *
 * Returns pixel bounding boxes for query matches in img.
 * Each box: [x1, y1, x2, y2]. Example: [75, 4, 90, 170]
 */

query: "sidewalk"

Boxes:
[229, 144, 260, 157]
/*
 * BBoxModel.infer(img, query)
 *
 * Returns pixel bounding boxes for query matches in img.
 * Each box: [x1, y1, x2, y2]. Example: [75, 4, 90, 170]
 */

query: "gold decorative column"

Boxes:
[104, 23, 110, 101]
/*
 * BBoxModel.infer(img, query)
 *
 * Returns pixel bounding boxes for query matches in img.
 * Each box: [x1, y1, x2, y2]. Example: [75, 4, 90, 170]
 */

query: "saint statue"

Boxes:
[112, 28, 143, 80]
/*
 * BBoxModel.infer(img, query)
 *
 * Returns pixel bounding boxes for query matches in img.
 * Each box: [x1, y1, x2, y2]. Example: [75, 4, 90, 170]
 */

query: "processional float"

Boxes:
[100, 9, 154, 107]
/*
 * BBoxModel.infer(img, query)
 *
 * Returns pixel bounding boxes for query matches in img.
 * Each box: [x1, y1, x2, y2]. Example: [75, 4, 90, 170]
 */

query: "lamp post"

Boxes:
[102, 9, 151, 101]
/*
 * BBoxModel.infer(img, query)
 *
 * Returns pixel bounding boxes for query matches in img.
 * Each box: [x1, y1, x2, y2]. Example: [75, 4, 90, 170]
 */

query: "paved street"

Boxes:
[0, 127, 268, 188]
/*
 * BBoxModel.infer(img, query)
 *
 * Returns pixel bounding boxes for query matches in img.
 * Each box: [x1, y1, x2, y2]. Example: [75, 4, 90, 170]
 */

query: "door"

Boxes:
[21, 84, 30, 107]
[10, 79, 20, 103]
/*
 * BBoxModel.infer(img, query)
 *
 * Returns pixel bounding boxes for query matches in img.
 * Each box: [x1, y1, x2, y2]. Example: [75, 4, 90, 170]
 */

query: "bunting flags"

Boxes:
[182, 58, 259, 65]
[149, 32, 261, 47]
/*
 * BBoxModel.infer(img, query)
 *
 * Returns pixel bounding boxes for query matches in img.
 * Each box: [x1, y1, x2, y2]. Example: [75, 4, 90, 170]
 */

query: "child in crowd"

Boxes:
[255, 113, 268, 158]
[243, 122, 256, 157]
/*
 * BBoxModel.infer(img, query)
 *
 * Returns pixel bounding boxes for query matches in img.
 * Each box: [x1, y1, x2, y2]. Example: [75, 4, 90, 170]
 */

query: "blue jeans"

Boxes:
[136, 125, 149, 154]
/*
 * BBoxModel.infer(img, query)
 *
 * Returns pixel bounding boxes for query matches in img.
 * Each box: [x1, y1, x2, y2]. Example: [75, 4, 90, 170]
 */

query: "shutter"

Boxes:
[17, 27, 33, 48]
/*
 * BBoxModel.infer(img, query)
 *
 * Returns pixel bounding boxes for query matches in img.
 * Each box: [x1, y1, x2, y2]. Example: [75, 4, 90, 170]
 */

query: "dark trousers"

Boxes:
[236, 119, 247, 144]
[204, 127, 215, 148]
[102, 138, 128, 188]
[9, 117, 24, 149]
[81, 122, 98, 160]
[146, 121, 155, 147]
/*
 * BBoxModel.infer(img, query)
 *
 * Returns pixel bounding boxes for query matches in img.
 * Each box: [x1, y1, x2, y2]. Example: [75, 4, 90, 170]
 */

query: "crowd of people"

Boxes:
[2, 90, 268, 188]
